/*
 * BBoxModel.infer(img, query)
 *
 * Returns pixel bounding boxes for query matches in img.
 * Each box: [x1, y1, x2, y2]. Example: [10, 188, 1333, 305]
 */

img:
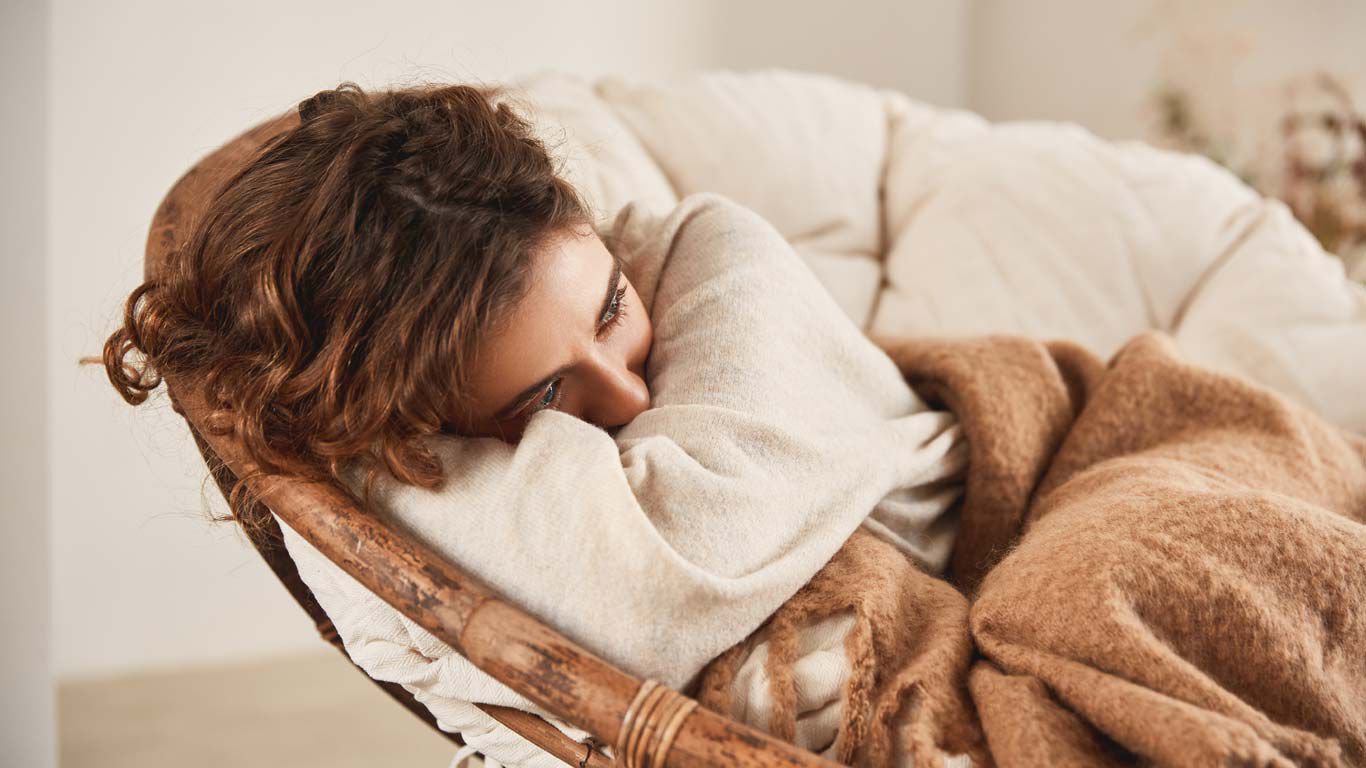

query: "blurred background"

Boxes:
[3, 0, 1362, 765]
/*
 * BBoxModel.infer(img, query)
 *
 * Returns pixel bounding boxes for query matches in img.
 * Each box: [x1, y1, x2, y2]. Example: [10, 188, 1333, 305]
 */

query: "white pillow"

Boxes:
[278, 192, 966, 763]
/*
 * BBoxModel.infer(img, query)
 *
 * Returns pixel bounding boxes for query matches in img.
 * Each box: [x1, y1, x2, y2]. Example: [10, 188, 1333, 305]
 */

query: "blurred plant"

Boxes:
[1153, 86, 1246, 184]
[1154, 72, 1366, 282]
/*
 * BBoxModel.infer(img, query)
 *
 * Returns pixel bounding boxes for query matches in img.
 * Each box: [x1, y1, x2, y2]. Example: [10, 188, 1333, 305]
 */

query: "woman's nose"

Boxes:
[584, 349, 650, 431]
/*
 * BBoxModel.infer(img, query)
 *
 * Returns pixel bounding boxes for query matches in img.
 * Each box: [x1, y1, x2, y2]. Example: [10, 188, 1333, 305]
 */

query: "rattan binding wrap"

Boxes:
[617, 679, 699, 768]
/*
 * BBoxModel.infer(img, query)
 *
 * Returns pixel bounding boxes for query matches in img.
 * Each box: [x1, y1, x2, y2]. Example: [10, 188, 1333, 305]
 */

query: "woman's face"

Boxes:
[455, 225, 653, 443]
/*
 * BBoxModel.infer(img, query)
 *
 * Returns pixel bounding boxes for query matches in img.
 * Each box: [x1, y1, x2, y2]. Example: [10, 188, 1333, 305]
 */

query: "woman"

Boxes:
[103, 80, 973, 766]
[103, 81, 655, 516]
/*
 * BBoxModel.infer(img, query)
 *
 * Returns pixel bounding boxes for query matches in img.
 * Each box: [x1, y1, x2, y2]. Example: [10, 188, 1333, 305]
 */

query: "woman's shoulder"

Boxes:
[612, 192, 793, 289]
[614, 192, 774, 243]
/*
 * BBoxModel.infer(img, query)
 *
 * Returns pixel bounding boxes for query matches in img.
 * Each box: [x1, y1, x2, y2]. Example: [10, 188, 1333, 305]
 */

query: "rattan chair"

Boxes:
[146, 111, 840, 768]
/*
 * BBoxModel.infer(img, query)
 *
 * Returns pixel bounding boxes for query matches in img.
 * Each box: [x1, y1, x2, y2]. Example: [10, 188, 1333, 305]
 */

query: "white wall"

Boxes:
[711, 0, 971, 108]
[50, 0, 971, 680]
[2, 2, 57, 765]
[970, 0, 1366, 142]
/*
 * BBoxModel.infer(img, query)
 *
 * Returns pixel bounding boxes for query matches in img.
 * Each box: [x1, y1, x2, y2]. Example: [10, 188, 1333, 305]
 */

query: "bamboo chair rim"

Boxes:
[183, 415, 613, 767]
[145, 106, 842, 768]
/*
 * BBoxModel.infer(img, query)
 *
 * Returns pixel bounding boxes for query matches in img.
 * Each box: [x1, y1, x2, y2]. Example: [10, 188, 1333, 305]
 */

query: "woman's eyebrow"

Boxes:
[494, 253, 624, 421]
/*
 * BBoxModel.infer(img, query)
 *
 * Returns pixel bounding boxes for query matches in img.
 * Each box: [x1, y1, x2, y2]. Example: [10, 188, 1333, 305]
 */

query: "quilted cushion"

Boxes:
[509, 67, 1366, 433]
[274, 67, 1366, 767]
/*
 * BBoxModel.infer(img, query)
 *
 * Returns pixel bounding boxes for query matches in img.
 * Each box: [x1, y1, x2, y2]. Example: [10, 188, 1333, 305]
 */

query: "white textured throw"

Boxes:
[278, 192, 968, 765]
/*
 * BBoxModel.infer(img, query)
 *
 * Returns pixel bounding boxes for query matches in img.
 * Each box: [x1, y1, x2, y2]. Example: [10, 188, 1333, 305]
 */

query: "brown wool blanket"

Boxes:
[692, 329, 1366, 768]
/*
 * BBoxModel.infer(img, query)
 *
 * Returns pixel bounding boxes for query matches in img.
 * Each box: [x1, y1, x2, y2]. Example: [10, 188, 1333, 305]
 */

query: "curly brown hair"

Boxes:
[101, 81, 593, 522]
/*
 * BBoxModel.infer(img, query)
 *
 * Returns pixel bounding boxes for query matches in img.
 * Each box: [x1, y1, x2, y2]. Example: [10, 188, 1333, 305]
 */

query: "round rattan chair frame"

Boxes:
[144, 110, 840, 768]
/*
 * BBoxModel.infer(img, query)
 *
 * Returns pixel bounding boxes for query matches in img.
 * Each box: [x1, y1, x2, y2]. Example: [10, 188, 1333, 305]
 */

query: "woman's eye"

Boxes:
[600, 286, 628, 334]
[525, 379, 561, 416]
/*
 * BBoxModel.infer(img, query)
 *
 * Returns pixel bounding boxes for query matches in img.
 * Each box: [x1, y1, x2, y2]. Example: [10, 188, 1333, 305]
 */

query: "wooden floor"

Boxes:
[59, 650, 462, 767]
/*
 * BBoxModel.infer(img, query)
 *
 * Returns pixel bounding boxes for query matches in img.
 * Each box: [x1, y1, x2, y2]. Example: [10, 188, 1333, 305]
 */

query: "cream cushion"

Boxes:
[284, 67, 1366, 767]
[518, 67, 1366, 433]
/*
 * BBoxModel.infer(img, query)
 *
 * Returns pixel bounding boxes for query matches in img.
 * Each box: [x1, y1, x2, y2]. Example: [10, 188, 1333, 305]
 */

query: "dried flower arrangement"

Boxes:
[1154, 72, 1366, 282]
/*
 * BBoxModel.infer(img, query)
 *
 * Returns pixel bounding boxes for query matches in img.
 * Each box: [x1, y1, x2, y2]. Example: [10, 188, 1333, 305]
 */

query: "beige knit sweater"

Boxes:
[278, 192, 968, 766]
